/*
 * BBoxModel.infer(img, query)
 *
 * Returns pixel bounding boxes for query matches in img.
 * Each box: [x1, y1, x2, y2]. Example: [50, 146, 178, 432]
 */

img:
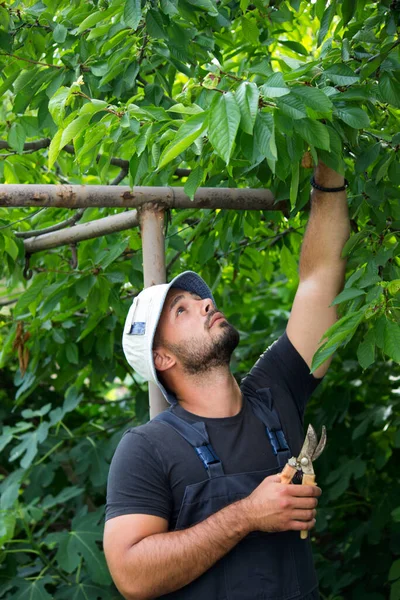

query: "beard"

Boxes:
[165, 319, 240, 375]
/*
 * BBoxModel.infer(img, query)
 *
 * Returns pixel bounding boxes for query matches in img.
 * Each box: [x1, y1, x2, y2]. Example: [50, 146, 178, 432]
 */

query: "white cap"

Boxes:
[122, 271, 215, 404]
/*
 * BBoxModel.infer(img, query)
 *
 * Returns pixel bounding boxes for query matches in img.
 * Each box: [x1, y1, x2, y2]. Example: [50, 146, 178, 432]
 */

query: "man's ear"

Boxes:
[153, 348, 176, 372]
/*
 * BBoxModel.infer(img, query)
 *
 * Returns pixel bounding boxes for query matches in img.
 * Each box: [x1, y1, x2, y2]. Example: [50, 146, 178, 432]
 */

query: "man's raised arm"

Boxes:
[286, 161, 351, 379]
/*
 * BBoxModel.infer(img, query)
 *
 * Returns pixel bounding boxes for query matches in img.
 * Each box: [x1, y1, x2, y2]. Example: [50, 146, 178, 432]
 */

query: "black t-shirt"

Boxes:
[105, 330, 323, 530]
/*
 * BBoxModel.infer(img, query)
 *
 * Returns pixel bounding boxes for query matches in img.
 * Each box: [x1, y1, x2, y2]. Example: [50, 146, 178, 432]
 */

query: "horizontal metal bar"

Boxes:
[24, 210, 138, 253]
[0, 185, 286, 212]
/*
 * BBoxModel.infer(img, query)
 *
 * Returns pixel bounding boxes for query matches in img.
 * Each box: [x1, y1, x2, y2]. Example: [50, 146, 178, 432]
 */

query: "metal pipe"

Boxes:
[24, 210, 138, 253]
[139, 204, 169, 418]
[0, 185, 285, 212]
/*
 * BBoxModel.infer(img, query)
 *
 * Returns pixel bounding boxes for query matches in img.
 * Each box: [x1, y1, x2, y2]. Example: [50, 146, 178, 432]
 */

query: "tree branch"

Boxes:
[354, 39, 400, 74]
[110, 168, 129, 185]
[0, 52, 63, 69]
[15, 208, 86, 238]
[0, 139, 192, 177]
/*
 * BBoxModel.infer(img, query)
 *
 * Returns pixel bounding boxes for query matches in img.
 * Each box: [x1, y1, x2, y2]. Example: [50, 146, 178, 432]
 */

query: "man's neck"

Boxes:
[173, 368, 243, 418]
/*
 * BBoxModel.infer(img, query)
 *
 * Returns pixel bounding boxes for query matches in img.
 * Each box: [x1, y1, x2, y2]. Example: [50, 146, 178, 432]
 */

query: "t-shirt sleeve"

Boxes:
[105, 428, 172, 523]
[240, 329, 324, 416]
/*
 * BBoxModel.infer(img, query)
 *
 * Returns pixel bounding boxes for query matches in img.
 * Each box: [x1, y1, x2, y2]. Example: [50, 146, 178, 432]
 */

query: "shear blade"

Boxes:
[312, 425, 327, 461]
[300, 424, 318, 459]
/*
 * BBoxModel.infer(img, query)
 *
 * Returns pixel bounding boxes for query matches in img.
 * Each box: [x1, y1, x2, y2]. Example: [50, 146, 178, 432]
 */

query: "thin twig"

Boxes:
[15, 208, 86, 238]
[354, 39, 400, 74]
[0, 52, 63, 69]
[0, 297, 18, 306]
[0, 208, 46, 230]
[138, 34, 149, 65]
[110, 168, 128, 185]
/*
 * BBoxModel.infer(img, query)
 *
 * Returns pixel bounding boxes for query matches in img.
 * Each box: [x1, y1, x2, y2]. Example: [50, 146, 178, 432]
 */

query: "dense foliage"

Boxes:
[0, 0, 399, 598]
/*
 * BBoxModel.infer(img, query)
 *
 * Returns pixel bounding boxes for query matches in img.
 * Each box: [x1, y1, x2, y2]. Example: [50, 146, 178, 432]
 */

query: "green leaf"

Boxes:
[13, 580, 52, 600]
[48, 129, 64, 169]
[324, 64, 359, 86]
[241, 16, 259, 43]
[388, 280, 400, 296]
[294, 118, 330, 150]
[53, 511, 111, 585]
[60, 115, 91, 147]
[290, 160, 299, 208]
[14, 274, 47, 315]
[384, 320, 400, 363]
[7, 123, 26, 153]
[184, 166, 204, 200]
[186, 0, 219, 15]
[357, 339, 375, 369]
[48, 87, 71, 126]
[331, 287, 365, 305]
[291, 86, 332, 113]
[335, 106, 370, 129]
[355, 142, 381, 173]
[379, 73, 400, 108]
[320, 309, 365, 342]
[0, 29, 12, 51]
[342, 0, 357, 25]
[53, 23, 67, 43]
[9, 423, 49, 469]
[130, 150, 149, 185]
[280, 244, 299, 282]
[235, 82, 259, 135]
[254, 112, 277, 161]
[79, 99, 108, 116]
[42, 486, 83, 510]
[279, 40, 308, 56]
[124, 0, 142, 30]
[261, 72, 289, 98]
[66, 343, 79, 365]
[77, 7, 117, 33]
[389, 559, 400, 582]
[54, 582, 114, 600]
[208, 93, 241, 164]
[97, 237, 128, 269]
[4, 234, 19, 261]
[310, 338, 342, 373]
[0, 511, 16, 546]
[341, 231, 364, 257]
[167, 104, 204, 115]
[161, 0, 179, 15]
[318, 1, 336, 47]
[276, 94, 307, 119]
[146, 9, 167, 38]
[391, 580, 400, 600]
[158, 112, 207, 169]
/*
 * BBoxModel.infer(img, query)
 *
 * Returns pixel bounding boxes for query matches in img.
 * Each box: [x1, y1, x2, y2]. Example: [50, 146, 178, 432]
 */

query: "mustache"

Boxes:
[205, 309, 225, 329]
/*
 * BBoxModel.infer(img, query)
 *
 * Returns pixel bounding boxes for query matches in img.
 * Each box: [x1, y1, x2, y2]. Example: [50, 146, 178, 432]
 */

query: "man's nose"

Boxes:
[200, 298, 213, 315]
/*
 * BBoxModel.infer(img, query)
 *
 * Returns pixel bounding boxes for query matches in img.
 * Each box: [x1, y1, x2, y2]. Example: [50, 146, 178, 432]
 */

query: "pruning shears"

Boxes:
[280, 424, 327, 539]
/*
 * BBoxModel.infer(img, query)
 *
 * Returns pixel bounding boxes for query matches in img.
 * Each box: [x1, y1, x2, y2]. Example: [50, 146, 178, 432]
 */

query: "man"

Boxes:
[104, 162, 350, 600]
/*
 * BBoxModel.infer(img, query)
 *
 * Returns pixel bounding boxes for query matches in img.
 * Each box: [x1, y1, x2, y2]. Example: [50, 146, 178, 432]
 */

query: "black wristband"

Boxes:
[310, 176, 348, 192]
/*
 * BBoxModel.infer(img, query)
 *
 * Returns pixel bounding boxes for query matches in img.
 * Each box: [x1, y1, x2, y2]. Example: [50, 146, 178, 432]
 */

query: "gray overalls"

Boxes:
[152, 388, 320, 599]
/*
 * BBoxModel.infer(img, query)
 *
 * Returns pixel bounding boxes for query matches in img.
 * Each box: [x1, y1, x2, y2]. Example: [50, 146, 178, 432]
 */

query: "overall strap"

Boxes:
[153, 410, 225, 478]
[248, 388, 291, 468]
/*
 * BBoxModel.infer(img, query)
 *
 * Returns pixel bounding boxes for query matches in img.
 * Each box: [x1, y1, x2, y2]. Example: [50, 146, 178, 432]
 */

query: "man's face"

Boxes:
[154, 288, 240, 375]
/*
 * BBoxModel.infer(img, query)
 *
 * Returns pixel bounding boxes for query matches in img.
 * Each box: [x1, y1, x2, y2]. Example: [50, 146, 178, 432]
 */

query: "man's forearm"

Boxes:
[299, 162, 351, 286]
[121, 499, 251, 600]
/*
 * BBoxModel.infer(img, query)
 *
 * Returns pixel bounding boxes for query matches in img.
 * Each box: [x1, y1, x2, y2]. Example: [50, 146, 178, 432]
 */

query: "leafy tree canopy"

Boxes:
[0, 0, 399, 598]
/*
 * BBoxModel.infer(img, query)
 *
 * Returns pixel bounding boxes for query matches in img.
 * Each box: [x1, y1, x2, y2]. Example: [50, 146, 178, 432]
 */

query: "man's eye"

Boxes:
[176, 306, 185, 316]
